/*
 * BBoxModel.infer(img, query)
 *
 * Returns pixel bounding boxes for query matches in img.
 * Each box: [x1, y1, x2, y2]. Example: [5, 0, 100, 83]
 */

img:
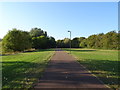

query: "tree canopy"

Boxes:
[80, 31, 118, 49]
[29, 28, 47, 37]
[2, 28, 118, 53]
[2, 28, 56, 52]
[30, 27, 56, 49]
[2, 28, 32, 52]
[56, 31, 118, 50]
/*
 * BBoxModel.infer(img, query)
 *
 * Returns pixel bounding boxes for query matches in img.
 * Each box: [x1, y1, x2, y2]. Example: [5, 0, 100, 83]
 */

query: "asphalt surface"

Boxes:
[34, 49, 110, 90]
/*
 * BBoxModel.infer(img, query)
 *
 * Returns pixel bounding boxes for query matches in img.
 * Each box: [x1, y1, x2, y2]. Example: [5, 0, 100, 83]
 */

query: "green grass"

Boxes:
[63, 48, 119, 89]
[0, 41, 2, 54]
[2, 49, 55, 89]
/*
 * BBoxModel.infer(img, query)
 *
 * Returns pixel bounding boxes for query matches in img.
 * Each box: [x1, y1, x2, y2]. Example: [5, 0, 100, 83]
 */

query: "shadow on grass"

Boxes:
[2, 61, 48, 88]
[1, 48, 56, 56]
[36, 48, 55, 52]
[78, 60, 119, 72]
[63, 48, 96, 52]
[78, 59, 119, 89]
[3, 59, 119, 89]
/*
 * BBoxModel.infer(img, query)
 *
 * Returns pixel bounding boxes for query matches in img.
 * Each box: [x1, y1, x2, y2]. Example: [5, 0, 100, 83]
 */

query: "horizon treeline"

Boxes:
[57, 31, 118, 50]
[2, 28, 119, 53]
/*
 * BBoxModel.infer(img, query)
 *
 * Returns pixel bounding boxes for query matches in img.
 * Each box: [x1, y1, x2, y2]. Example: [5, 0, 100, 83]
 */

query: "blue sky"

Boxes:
[0, 2, 118, 40]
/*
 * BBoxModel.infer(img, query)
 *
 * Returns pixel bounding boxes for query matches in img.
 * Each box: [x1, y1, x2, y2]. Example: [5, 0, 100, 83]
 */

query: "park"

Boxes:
[0, 2, 119, 90]
[1, 28, 119, 89]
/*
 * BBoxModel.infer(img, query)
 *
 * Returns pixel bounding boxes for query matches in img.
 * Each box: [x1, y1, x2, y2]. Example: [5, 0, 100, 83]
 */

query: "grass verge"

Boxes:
[2, 49, 55, 89]
[0, 41, 2, 54]
[63, 48, 119, 89]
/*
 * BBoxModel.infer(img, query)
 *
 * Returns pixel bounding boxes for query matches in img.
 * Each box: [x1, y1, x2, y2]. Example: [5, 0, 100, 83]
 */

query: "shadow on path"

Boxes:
[34, 50, 110, 89]
[78, 59, 119, 88]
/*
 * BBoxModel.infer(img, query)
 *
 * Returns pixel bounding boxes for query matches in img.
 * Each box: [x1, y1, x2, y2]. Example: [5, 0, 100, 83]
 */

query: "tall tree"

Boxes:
[47, 36, 56, 48]
[79, 39, 87, 48]
[56, 40, 64, 48]
[97, 33, 104, 48]
[102, 31, 118, 49]
[87, 35, 97, 48]
[32, 35, 48, 49]
[72, 37, 80, 48]
[29, 28, 47, 37]
[2, 28, 32, 52]
[63, 38, 70, 48]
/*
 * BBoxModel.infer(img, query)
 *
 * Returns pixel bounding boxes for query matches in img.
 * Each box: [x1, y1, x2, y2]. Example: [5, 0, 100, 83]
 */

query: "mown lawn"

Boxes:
[2, 49, 54, 89]
[0, 41, 2, 54]
[63, 48, 119, 89]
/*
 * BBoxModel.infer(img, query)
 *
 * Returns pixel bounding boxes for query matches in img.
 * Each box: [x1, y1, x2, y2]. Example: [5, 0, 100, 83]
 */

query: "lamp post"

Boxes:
[68, 30, 71, 54]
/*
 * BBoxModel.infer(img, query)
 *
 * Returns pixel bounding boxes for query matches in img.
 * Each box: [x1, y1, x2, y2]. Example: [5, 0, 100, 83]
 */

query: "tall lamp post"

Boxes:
[68, 30, 71, 54]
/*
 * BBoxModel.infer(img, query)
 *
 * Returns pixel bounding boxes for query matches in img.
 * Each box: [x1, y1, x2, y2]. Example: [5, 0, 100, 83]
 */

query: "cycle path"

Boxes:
[34, 49, 110, 89]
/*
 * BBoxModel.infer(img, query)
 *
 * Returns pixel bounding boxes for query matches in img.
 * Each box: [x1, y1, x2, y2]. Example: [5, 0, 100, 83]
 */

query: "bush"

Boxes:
[32, 35, 48, 49]
[2, 29, 32, 52]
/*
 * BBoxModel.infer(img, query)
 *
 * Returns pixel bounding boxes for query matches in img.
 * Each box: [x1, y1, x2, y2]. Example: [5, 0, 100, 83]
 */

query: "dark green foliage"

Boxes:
[118, 30, 120, 50]
[56, 38, 70, 48]
[32, 36, 48, 49]
[72, 37, 85, 48]
[22, 31, 32, 50]
[79, 37, 86, 41]
[56, 31, 118, 50]
[2, 28, 118, 52]
[2, 28, 32, 52]
[29, 27, 47, 37]
[56, 40, 64, 48]
[102, 31, 118, 49]
[94, 33, 104, 49]
[63, 38, 70, 48]
[47, 36, 56, 48]
[72, 37, 80, 48]
[56, 37, 86, 48]
[87, 35, 97, 48]
[79, 39, 87, 48]
[80, 31, 118, 49]
[30, 27, 56, 49]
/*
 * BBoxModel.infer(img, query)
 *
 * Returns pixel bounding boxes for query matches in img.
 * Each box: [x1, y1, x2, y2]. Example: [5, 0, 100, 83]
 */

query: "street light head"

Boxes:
[68, 30, 70, 32]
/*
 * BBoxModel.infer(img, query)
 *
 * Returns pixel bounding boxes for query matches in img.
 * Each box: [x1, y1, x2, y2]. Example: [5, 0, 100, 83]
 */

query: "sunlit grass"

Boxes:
[2, 49, 55, 89]
[63, 48, 119, 89]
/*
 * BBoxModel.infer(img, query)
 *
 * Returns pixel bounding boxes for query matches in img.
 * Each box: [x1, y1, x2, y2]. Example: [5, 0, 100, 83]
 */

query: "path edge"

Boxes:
[63, 50, 111, 89]
[32, 50, 56, 88]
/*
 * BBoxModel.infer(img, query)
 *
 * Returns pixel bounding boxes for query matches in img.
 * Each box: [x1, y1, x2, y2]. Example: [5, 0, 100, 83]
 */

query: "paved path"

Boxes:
[34, 49, 110, 89]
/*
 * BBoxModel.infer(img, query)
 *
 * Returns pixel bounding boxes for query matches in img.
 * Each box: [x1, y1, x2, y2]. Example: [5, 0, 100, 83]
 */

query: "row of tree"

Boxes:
[2, 28, 118, 52]
[2, 28, 56, 52]
[56, 31, 118, 50]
